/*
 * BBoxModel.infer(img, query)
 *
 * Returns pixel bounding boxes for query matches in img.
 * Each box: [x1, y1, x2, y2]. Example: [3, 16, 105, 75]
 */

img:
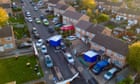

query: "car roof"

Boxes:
[45, 55, 50, 57]
[65, 53, 72, 57]
[109, 67, 117, 73]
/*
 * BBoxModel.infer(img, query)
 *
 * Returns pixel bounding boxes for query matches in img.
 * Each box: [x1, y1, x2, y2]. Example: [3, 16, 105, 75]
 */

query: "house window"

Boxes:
[4, 43, 14, 49]
[5, 37, 12, 41]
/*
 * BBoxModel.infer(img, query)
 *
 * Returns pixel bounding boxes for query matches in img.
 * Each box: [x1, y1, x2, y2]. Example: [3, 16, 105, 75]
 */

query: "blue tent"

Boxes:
[83, 51, 99, 63]
[49, 35, 62, 46]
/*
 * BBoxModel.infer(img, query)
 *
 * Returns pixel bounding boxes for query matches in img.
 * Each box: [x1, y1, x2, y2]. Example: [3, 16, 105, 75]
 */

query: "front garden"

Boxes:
[0, 55, 43, 84]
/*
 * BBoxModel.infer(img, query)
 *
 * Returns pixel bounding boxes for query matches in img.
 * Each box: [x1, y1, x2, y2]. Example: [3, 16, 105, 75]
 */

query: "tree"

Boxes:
[80, 0, 96, 9]
[127, 41, 140, 72]
[0, 7, 9, 26]
[96, 13, 110, 23]
[117, 76, 134, 84]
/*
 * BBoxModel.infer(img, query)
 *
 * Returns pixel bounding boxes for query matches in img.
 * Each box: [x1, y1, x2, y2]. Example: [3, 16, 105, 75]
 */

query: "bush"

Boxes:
[12, 7, 22, 12]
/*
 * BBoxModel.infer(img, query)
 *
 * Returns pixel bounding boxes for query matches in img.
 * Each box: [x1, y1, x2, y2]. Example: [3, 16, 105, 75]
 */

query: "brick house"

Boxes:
[47, 0, 65, 11]
[75, 20, 112, 42]
[103, 1, 126, 12]
[54, 3, 75, 16]
[90, 33, 128, 68]
[0, 0, 12, 16]
[96, 0, 126, 13]
[116, 8, 140, 22]
[0, 26, 16, 52]
[62, 10, 89, 25]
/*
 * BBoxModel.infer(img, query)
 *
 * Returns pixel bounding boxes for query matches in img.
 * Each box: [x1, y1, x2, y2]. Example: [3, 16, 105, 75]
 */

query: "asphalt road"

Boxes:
[22, 0, 74, 83]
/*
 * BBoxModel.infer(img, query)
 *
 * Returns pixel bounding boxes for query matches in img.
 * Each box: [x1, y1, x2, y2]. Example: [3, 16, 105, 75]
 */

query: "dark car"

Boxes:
[48, 26, 55, 33]
[88, 77, 98, 84]
[34, 33, 40, 39]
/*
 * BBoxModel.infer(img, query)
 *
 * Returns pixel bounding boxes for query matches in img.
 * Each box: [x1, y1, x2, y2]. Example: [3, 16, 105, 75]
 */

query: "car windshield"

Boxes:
[68, 56, 72, 60]
[106, 72, 112, 76]
[46, 58, 51, 64]
[42, 47, 46, 50]
[94, 65, 100, 71]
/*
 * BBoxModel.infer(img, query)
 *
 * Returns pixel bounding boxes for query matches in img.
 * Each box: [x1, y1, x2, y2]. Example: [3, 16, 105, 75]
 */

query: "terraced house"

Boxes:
[90, 33, 128, 68]
[75, 20, 112, 42]
[62, 10, 89, 25]
[0, 0, 12, 16]
[0, 26, 16, 52]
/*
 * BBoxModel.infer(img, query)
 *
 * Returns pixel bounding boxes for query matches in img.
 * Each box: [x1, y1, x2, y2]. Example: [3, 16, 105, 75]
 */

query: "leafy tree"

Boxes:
[80, 0, 96, 9]
[96, 13, 110, 23]
[117, 76, 134, 84]
[0, 7, 9, 26]
[127, 41, 140, 72]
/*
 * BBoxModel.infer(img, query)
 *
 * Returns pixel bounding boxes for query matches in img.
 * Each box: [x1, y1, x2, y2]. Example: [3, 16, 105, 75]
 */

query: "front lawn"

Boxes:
[9, 14, 30, 39]
[0, 55, 43, 84]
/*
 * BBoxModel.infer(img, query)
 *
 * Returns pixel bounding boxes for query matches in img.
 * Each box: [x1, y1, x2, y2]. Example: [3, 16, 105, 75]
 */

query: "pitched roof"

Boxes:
[54, 3, 69, 10]
[47, 0, 60, 4]
[75, 20, 93, 30]
[86, 24, 105, 34]
[104, 1, 123, 6]
[0, 3, 11, 8]
[62, 10, 83, 20]
[95, 0, 106, 2]
[117, 8, 140, 15]
[0, 26, 12, 38]
[92, 33, 128, 56]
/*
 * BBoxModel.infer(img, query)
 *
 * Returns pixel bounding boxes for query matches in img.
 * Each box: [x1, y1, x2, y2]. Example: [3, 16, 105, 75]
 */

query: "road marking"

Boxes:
[48, 74, 53, 80]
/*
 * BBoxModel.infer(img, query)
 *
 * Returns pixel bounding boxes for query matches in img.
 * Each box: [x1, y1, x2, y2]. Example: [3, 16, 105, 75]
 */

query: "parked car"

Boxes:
[34, 6, 38, 11]
[48, 26, 55, 33]
[35, 18, 41, 24]
[43, 19, 49, 26]
[27, 17, 33, 22]
[18, 42, 32, 49]
[66, 36, 77, 41]
[45, 55, 53, 68]
[32, 27, 37, 34]
[36, 39, 43, 47]
[104, 67, 118, 80]
[64, 52, 74, 64]
[40, 15, 45, 20]
[41, 45, 47, 54]
[55, 23, 63, 28]
[34, 33, 40, 39]
[92, 60, 109, 74]
[25, 11, 31, 17]
[60, 42, 66, 50]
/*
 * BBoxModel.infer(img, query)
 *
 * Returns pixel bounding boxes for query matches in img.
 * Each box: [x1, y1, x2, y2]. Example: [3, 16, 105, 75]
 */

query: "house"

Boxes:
[47, 0, 65, 11]
[96, 0, 126, 13]
[90, 33, 128, 68]
[54, 3, 75, 16]
[103, 1, 125, 12]
[62, 10, 89, 25]
[75, 20, 112, 42]
[0, 26, 16, 52]
[116, 8, 140, 22]
[75, 20, 93, 41]
[0, 0, 12, 16]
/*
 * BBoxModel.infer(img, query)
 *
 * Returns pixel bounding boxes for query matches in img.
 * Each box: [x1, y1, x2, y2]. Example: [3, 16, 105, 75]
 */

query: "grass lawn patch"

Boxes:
[9, 14, 30, 39]
[0, 55, 43, 84]
[13, 25, 30, 39]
